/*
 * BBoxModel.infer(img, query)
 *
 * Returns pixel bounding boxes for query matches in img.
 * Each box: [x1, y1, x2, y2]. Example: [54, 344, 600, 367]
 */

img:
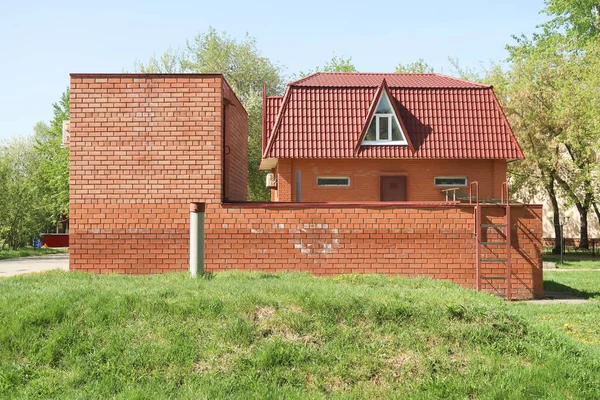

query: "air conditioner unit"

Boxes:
[266, 172, 277, 189]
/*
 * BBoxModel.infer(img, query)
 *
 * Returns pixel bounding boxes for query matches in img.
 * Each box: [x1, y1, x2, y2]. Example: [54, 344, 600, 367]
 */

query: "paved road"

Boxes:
[0, 253, 69, 277]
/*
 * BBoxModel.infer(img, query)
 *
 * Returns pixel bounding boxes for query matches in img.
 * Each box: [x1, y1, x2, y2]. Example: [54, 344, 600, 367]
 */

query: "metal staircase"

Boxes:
[472, 182, 513, 300]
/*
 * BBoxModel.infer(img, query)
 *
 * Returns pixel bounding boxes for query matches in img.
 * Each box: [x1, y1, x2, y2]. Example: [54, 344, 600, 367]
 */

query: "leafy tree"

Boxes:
[505, 20, 600, 249]
[0, 90, 70, 249]
[135, 28, 285, 200]
[0, 137, 47, 249]
[295, 55, 357, 79]
[492, 52, 567, 253]
[133, 47, 185, 73]
[395, 58, 435, 73]
[541, 0, 600, 42]
[33, 90, 70, 221]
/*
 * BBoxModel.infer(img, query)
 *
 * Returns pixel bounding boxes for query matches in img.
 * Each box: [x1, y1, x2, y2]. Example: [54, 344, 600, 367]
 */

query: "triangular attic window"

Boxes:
[362, 92, 407, 145]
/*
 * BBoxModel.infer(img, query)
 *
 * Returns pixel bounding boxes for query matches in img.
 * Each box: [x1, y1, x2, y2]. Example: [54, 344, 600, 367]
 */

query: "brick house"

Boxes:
[261, 73, 523, 202]
[69, 73, 543, 299]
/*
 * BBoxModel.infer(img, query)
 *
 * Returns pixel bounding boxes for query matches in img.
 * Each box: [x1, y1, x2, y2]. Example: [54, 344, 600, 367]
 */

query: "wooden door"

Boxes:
[380, 176, 407, 201]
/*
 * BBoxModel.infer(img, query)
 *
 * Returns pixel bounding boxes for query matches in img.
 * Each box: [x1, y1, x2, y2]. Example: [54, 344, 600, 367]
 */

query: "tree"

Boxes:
[395, 58, 435, 73]
[505, 21, 600, 249]
[135, 28, 285, 200]
[295, 55, 357, 79]
[132, 47, 185, 73]
[541, 0, 600, 43]
[492, 52, 566, 253]
[33, 90, 70, 221]
[0, 137, 47, 249]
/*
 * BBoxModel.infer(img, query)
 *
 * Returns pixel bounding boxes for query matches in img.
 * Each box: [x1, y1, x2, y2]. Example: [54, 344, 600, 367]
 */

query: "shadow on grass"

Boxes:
[544, 280, 600, 300]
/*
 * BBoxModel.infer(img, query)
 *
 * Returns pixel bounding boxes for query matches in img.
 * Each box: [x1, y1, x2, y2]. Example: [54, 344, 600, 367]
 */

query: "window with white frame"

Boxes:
[434, 176, 468, 187]
[317, 177, 350, 187]
[362, 92, 407, 145]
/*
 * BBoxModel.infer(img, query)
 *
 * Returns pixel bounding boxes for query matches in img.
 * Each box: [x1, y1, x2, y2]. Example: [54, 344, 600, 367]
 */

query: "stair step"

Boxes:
[481, 258, 507, 263]
[481, 276, 507, 280]
[481, 224, 507, 228]
[481, 242, 506, 245]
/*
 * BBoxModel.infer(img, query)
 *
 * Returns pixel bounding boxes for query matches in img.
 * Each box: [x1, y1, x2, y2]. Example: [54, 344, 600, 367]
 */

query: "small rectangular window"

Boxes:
[434, 176, 468, 187]
[317, 177, 350, 187]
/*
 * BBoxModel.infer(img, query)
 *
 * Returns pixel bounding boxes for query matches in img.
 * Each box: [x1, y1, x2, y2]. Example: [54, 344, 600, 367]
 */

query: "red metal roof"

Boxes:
[290, 72, 488, 88]
[265, 96, 282, 139]
[263, 73, 524, 160]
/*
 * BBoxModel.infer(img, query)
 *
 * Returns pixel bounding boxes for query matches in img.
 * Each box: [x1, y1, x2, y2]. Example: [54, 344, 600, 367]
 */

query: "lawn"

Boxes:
[543, 270, 600, 300]
[0, 247, 67, 261]
[512, 269, 600, 349]
[543, 251, 600, 269]
[1, 271, 599, 399]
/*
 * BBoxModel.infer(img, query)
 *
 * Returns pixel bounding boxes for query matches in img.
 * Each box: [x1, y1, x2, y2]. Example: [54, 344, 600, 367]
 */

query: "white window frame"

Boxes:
[434, 176, 468, 187]
[362, 92, 408, 146]
[316, 176, 351, 187]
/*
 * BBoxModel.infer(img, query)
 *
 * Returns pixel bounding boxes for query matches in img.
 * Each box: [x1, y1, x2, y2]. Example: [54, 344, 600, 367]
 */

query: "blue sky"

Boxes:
[0, 0, 549, 140]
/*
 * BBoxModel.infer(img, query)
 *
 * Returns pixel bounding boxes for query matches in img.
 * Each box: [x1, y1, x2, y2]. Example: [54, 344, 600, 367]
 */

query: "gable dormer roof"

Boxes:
[262, 72, 524, 161]
[354, 79, 414, 154]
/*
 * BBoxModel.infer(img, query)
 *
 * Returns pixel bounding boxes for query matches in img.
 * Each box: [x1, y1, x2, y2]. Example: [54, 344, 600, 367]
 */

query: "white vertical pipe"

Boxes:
[190, 202, 205, 277]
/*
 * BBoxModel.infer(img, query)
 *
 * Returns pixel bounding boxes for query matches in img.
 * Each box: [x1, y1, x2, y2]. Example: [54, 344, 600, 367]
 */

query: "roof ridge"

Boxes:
[291, 85, 492, 90]
[287, 72, 322, 86]
[426, 73, 490, 88]
[288, 72, 491, 89]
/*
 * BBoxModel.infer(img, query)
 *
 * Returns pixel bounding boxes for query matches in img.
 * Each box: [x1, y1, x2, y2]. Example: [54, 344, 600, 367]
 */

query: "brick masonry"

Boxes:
[272, 158, 506, 202]
[69, 74, 247, 273]
[70, 74, 542, 299]
[209, 203, 543, 299]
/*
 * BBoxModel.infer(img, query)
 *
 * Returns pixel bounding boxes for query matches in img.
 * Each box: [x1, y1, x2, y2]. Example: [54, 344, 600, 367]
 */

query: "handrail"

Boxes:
[469, 181, 479, 205]
[501, 182, 509, 205]
[440, 187, 462, 201]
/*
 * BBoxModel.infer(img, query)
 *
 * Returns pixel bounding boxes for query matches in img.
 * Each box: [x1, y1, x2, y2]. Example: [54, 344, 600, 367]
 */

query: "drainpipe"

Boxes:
[190, 202, 205, 277]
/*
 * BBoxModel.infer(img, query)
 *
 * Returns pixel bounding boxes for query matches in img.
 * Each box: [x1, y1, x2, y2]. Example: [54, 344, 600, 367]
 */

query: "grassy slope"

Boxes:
[0, 247, 67, 261]
[1, 272, 599, 399]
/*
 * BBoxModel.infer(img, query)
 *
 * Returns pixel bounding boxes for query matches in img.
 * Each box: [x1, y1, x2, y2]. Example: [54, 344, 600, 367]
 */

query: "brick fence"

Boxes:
[206, 202, 543, 299]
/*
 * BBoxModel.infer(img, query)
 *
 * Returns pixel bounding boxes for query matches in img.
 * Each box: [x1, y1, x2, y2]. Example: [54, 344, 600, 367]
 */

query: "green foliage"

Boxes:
[134, 28, 285, 200]
[395, 58, 435, 73]
[500, 0, 600, 248]
[0, 137, 46, 249]
[0, 91, 70, 249]
[33, 90, 70, 220]
[0, 271, 599, 398]
[296, 55, 357, 79]
[541, 0, 600, 43]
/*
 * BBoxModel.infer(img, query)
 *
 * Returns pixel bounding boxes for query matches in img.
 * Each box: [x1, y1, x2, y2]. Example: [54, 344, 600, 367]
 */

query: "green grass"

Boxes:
[543, 252, 600, 269]
[1, 271, 600, 398]
[513, 270, 600, 347]
[0, 247, 67, 261]
[543, 270, 600, 300]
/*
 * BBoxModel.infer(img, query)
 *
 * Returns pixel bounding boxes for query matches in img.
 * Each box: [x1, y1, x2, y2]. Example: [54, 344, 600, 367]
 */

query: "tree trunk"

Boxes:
[594, 202, 600, 227]
[577, 204, 589, 249]
[545, 178, 562, 254]
[554, 172, 591, 251]
[549, 192, 562, 254]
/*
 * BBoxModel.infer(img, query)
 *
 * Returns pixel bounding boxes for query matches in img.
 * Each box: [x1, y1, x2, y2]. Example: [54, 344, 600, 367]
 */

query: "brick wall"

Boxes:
[223, 81, 248, 201]
[69, 73, 246, 273]
[272, 158, 507, 202]
[207, 203, 543, 299]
